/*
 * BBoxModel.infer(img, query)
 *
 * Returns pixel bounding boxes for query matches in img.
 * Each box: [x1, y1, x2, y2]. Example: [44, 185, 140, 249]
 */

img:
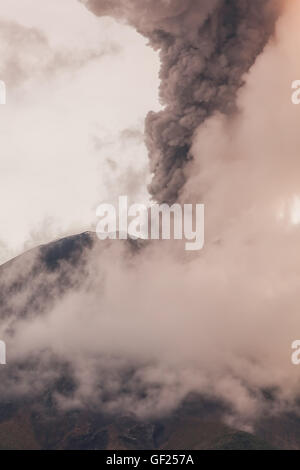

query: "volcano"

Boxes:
[0, 233, 298, 450]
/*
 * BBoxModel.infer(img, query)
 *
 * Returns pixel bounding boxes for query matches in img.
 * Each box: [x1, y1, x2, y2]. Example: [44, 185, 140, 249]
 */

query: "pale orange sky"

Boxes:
[0, 0, 160, 263]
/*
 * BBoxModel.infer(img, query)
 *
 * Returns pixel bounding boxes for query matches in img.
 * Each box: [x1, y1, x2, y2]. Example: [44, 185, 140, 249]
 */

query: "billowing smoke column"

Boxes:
[82, 0, 281, 202]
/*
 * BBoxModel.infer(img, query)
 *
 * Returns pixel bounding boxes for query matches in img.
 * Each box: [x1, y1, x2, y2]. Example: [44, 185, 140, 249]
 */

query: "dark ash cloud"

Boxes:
[82, 0, 281, 202]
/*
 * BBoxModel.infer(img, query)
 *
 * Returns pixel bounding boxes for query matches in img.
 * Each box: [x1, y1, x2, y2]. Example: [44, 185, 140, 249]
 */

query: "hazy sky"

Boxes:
[0, 0, 160, 263]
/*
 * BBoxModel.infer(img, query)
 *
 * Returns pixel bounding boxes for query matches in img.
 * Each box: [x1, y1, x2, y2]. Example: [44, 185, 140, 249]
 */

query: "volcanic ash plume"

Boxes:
[3, 0, 300, 431]
[82, 0, 281, 202]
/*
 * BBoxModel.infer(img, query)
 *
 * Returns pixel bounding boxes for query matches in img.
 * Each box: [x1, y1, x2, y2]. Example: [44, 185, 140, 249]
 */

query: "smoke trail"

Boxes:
[82, 0, 281, 202]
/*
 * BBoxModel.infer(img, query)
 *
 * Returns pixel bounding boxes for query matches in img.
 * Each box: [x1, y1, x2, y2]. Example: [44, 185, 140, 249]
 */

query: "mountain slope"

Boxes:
[0, 233, 298, 450]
